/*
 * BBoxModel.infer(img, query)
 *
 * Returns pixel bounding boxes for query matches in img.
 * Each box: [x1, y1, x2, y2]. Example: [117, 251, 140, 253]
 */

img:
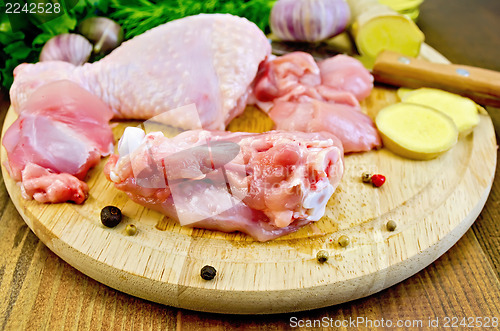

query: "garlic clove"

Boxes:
[270, 0, 351, 43]
[40, 33, 93, 66]
[78, 17, 124, 55]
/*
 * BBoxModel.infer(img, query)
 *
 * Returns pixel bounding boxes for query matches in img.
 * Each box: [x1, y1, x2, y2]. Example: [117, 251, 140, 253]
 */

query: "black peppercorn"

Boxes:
[316, 250, 329, 263]
[200, 265, 217, 280]
[101, 206, 122, 227]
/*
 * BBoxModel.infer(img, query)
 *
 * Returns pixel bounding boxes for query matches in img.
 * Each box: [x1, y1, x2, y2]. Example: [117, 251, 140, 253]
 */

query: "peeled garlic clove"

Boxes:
[78, 17, 124, 55]
[40, 33, 92, 65]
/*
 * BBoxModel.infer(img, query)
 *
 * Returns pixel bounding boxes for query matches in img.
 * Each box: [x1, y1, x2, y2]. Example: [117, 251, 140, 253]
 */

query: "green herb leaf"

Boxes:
[0, 0, 101, 90]
[109, 0, 276, 39]
[0, 13, 25, 44]
[32, 14, 78, 46]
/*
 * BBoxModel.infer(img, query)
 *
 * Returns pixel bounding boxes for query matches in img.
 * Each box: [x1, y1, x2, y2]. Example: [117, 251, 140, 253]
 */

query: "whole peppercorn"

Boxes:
[101, 206, 122, 227]
[125, 224, 137, 236]
[338, 235, 350, 247]
[316, 250, 329, 263]
[371, 174, 386, 187]
[361, 172, 372, 183]
[200, 265, 217, 280]
[386, 220, 397, 232]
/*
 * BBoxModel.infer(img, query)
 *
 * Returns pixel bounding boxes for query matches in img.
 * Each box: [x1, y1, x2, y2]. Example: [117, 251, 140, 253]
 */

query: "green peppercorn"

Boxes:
[100, 206, 122, 227]
[125, 224, 137, 236]
[338, 235, 350, 247]
[386, 220, 397, 232]
[200, 265, 217, 280]
[316, 250, 329, 263]
[361, 172, 372, 183]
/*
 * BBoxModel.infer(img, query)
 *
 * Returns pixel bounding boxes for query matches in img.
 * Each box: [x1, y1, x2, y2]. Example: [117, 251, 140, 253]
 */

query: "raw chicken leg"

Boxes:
[10, 14, 271, 130]
[105, 128, 344, 241]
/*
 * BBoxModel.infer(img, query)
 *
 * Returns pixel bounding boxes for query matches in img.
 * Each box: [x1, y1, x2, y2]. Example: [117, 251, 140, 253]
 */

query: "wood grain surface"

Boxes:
[1, 43, 496, 315]
[1, 0, 500, 329]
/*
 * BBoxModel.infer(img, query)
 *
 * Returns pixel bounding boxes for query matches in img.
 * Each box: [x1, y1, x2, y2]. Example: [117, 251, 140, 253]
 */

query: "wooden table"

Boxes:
[1, 0, 499, 329]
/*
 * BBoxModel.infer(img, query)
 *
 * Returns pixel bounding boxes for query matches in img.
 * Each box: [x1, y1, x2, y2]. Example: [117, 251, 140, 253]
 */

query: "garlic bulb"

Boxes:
[78, 17, 124, 55]
[40, 34, 92, 65]
[270, 0, 351, 42]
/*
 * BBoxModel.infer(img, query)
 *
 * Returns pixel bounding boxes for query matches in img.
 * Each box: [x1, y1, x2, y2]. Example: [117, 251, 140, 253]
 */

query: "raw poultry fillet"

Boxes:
[10, 14, 271, 130]
[252, 52, 382, 153]
[269, 100, 381, 153]
[2, 80, 114, 203]
[105, 128, 344, 241]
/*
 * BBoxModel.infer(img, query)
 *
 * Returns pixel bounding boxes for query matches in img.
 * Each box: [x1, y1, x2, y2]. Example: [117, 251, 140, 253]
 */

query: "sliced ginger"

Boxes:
[401, 88, 480, 135]
[376, 103, 458, 160]
[396, 87, 413, 100]
[378, 0, 424, 12]
[347, 0, 424, 59]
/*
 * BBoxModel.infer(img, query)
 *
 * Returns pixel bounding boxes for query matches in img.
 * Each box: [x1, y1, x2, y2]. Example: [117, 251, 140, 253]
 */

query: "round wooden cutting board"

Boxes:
[1, 45, 497, 314]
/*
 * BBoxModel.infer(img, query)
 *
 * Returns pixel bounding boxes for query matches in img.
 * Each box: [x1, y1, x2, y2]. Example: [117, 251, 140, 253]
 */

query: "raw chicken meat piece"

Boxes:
[10, 14, 271, 130]
[269, 100, 382, 153]
[318, 54, 374, 101]
[20, 163, 89, 204]
[253, 52, 322, 104]
[253, 52, 366, 109]
[2, 80, 114, 203]
[105, 128, 344, 241]
[252, 52, 381, 153]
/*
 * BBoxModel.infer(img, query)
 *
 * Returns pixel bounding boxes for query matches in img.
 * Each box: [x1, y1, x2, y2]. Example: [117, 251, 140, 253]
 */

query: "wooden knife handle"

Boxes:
[372, 50, 500, 107]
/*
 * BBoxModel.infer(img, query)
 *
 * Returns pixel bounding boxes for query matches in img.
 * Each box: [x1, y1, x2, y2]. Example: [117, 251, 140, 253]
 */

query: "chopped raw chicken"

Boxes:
[318, 54, 374, 101]
[10, 14, 271, 130]
[253, 52, 367, 109]
[20, 163, 88, 204]
[252, 52, 381, 153]
[269, 100, 382, 153]
[2, 80, 114, 203]
[253, 52, 322, 105]
[105, 128, 344, 241]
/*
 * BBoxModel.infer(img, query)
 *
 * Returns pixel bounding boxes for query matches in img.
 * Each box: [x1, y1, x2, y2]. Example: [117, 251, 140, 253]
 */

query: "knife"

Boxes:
[270, 40, 500, 107]
[372, 50, 500, 108]
[270, 38, 357, 61]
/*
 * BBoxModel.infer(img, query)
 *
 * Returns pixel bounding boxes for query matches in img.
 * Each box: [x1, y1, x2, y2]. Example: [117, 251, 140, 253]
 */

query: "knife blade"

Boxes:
[269, 33, 357, 61]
